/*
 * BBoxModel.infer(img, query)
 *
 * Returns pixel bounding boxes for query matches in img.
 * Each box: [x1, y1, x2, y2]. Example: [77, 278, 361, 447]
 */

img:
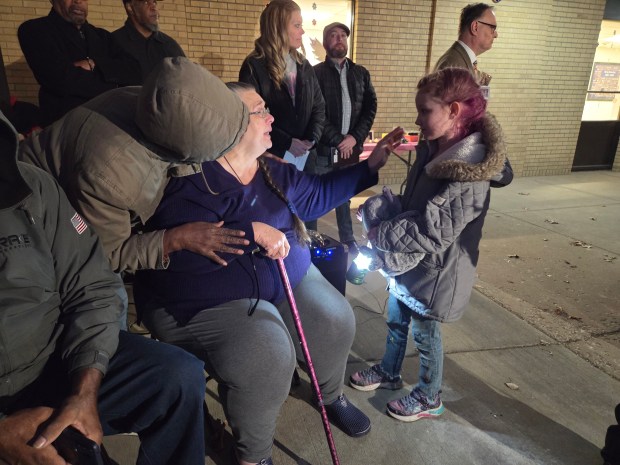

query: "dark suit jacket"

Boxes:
[18, 9, 141, 126]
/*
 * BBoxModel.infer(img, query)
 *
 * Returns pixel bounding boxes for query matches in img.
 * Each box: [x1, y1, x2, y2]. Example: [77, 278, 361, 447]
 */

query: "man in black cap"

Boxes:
[113, 0, 186, 82]
[312, 22, 377, 253]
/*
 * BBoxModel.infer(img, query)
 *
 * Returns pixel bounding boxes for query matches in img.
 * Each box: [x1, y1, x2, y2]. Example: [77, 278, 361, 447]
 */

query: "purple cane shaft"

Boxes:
[276, 258, 340, 465]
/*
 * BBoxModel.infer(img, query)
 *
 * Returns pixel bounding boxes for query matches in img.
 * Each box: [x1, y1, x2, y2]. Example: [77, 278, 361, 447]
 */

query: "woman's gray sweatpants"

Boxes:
[141, 264, 356, 462]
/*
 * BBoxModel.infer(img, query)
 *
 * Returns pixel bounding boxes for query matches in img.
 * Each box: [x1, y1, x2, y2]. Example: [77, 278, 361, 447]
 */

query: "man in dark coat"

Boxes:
[113, 0, 186, 82]
[312, 22, 377, 250]
[18, 0, 141, 126]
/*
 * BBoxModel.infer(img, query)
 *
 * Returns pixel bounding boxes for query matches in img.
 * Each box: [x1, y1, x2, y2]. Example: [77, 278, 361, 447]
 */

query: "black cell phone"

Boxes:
[331, 145, 361, 168]
[53, 426, 105, 465]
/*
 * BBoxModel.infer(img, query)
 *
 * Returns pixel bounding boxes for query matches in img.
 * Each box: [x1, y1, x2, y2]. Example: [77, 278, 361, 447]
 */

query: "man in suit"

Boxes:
[434, 3, 498, 86]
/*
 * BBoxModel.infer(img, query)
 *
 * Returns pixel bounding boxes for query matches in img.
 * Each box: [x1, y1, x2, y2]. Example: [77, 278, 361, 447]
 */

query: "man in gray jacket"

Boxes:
[19, 57, 250, 329]
[0, 111, 206, 464]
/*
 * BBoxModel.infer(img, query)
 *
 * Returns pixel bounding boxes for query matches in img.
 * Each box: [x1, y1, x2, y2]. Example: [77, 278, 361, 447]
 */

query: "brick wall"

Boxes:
[518, 0, 604, 176]
[0, 0, 608, 180]
[183, 0, 263, 80]
[353, 0, 432, 185]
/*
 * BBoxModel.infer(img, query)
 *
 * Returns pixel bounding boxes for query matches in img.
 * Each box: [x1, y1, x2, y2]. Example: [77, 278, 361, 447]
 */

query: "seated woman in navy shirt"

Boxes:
[134, 82, 403, 465]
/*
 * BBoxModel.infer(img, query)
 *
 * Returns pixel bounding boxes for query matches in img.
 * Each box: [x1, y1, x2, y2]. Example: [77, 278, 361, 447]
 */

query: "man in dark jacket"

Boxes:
[0, 111, 206, 464]
[18, 0, 141, 126]
[113, 0, 186, 82]
[312, 22, 377, 250]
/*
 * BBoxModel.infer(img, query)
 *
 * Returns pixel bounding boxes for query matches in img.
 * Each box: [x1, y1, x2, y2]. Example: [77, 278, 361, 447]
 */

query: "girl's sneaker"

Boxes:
[386, 389, 444, 422]
[349, 364, 403, 391]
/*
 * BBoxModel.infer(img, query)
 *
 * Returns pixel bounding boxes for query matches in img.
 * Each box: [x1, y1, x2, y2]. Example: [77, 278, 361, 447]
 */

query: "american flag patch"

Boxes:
[71, 212, 88, 234]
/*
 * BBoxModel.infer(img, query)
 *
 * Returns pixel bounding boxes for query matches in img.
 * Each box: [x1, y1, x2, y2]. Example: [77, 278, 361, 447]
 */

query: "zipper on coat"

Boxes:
[19, 204, 35, 225]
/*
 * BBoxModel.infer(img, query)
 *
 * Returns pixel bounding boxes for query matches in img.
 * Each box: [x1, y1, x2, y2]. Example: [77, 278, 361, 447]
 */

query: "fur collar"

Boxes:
[425, 132, 485, 172]
[424, 113, 507, 182]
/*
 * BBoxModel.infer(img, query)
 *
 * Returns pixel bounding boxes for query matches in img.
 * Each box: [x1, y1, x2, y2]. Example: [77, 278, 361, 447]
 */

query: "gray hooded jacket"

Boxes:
[0, 111, 121, 409]
[19, 57, 249, 273]
[373, 114, 511, 322]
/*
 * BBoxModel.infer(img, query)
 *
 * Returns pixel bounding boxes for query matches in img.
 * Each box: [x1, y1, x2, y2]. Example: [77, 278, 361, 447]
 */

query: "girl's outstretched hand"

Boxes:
[367, 127, 405, 174]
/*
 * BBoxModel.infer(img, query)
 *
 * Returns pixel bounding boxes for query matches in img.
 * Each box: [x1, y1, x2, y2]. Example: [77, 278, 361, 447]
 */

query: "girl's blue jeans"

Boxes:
[380, 294, 444, 398]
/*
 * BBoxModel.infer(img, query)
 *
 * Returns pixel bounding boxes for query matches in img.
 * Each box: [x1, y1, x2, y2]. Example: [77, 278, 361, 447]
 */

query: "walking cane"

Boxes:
[276, 258, 341, 465]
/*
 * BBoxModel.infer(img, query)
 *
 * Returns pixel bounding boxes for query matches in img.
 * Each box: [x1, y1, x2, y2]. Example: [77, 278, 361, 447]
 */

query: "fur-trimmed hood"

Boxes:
[424, 113, 507, 182]
[378, 112, 511, 322]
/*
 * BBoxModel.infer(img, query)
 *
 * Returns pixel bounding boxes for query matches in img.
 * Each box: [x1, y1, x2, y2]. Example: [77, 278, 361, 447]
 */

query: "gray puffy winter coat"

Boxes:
[373, 114, 512, 322]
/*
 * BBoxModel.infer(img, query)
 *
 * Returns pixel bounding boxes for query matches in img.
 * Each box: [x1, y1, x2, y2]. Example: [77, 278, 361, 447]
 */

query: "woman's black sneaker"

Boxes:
[325, 394, 371, 437]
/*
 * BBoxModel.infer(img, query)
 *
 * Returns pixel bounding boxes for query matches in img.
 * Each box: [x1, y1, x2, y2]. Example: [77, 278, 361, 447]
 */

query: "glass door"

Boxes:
[574, 19, 620, 170]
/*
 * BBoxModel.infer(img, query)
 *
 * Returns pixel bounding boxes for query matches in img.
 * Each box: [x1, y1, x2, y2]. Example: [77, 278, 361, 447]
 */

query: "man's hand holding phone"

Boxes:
[53, 426, 105, 465]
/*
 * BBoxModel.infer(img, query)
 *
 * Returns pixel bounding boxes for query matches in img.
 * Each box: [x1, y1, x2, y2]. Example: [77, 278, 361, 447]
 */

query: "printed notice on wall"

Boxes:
[587, 62, 620, 101]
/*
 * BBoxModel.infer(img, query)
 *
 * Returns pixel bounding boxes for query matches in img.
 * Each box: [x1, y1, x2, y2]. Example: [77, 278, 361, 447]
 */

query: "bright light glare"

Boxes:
[353, 251, 372, 271]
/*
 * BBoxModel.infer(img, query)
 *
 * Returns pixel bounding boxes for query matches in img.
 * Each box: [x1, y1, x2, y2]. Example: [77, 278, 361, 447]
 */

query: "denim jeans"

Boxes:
[380, 294, 443, 398]
[7, 332, 206, 465]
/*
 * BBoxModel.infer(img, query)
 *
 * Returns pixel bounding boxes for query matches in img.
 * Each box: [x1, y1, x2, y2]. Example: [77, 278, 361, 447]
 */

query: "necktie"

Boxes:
[473, 60, 478, 71]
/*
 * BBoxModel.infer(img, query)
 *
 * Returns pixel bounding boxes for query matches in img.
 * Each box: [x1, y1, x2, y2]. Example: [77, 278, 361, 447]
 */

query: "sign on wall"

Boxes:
[587, 62, 620, 101]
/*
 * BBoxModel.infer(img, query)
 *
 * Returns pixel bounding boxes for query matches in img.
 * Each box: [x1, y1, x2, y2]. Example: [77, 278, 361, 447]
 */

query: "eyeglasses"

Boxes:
[477, 20, 497, 32]
[134, 0, 158, 6]
[249, 107, 271, 118]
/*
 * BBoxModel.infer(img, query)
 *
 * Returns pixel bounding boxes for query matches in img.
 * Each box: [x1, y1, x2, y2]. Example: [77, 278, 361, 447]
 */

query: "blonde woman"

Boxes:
[239, 0, 324, 167]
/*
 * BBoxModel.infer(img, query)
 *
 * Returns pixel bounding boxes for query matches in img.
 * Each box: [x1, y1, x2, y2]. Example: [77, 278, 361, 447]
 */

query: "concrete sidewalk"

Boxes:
[104, 171, 620, 465]
[474, 170, 620, 381]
